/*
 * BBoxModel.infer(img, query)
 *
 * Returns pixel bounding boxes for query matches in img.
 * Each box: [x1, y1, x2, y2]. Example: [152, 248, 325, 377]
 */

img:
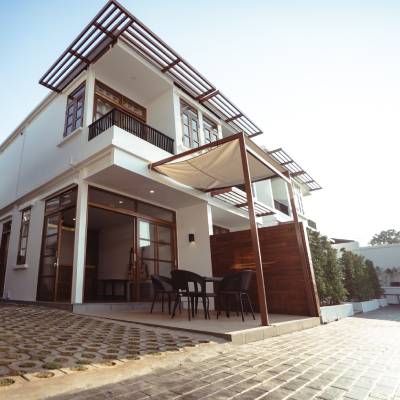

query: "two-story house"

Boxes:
[0, 1, 321, 320]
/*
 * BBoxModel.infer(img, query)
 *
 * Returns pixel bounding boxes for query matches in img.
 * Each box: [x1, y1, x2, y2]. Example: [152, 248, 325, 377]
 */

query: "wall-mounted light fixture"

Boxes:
[188, 233, 195, 243]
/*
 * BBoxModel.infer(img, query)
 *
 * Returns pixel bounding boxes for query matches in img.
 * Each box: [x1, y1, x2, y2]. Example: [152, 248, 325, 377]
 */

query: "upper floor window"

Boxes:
[294, 186, 305, 215]
[64, 82, 85, 137]
[17, 208, 31, 265]
[203, 117, 219, 143]
[94, 81, 146, 122]
[180, 101, 199, 148]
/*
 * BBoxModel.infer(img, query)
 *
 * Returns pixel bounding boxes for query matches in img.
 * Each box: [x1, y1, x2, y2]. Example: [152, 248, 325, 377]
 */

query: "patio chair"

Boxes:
[150, 275, 174, 314]
[170, 270, 215, 320]
[217, 270, 256, 322]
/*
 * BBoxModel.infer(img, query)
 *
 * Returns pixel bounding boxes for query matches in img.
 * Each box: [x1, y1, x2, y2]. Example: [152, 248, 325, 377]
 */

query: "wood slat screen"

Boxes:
[210, 222, 319, 316]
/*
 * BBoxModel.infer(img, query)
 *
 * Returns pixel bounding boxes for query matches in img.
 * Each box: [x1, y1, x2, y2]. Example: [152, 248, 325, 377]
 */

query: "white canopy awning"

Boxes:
[151, 135, 288, 191]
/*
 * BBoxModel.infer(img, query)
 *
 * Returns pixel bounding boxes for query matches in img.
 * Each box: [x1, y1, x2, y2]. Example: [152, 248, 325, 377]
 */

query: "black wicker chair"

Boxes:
[150, 275, 174, 314]
[217, 270, 256, 322]
[170, 270, 215, 320]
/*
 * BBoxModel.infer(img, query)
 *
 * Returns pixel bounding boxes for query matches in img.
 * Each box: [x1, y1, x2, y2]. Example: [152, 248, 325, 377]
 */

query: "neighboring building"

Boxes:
[0, 0, 321, 307]
[332, 239, 400, 287]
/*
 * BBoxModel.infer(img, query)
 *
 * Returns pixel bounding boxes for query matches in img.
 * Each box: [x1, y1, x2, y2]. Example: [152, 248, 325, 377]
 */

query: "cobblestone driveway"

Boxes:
[49, 307, 400, 400]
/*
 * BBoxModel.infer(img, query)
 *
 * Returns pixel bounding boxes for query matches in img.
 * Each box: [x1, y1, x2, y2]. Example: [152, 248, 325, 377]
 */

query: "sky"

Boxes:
[1, 0, 399, 245]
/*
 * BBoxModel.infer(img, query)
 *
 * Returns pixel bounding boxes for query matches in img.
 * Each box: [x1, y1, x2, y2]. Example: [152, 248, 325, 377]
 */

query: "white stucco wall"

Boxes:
[3, 201, 44, 301]
[147, 88, 176, 142]
[176, 201, 213, 279]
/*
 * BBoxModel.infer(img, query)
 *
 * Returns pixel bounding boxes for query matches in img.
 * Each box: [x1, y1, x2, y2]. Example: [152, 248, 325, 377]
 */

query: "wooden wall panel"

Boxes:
[210, 222, 319, 316]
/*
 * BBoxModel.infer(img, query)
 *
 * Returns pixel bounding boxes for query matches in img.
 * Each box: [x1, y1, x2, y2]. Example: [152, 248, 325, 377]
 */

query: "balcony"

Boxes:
[88, 109, 174, 154]
[274, 200, 290, 215]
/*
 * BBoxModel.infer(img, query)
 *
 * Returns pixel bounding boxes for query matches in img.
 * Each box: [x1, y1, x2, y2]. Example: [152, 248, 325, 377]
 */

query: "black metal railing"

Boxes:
[88, 109, 174, 154]
[274, 199, 290, 215]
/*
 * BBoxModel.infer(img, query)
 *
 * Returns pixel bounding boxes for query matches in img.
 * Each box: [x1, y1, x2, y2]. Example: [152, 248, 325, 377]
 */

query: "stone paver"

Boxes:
[0, 303, 211, 385]
[47, 306, 400, 400]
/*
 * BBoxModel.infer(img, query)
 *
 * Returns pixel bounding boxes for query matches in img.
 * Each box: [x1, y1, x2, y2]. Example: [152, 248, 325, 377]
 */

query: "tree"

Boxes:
[308, 230, 347, 306]
[370, 229, 400, 245]
[365, 259, 383, 298]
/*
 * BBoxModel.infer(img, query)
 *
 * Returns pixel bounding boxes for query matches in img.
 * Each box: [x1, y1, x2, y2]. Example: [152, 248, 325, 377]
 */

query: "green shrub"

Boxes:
[308, 230, 347, 306]
[339, 250, 383, 301]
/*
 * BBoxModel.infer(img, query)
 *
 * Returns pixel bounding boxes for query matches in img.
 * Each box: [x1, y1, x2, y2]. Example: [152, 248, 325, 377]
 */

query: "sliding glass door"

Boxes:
[86, 187, 177, 303]
[136, 219, 175, 301]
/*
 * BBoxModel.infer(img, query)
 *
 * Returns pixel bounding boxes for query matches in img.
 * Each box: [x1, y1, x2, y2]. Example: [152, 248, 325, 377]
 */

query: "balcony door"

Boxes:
[93, 80, 146, 122]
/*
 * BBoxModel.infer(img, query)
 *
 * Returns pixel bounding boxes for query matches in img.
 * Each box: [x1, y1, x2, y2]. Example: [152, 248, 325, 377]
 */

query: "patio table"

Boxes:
[203, 276, 223, 283]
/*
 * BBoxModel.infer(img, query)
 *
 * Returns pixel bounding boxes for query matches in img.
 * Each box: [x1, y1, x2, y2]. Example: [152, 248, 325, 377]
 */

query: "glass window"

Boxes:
[45, 187, 77, 215]
[94, 81, 146, 122]
[180, 100, 200, 148]
[17, 208, 31, 265]
[64, 82, 85, 137]
[203, 117, 219, 143]
[137, 202, 174, 222]
[88, 187, 136, 212]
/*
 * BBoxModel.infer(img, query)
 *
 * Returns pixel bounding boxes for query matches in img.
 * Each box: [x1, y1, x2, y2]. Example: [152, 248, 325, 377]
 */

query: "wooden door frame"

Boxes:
[37, 207, 76, 302]
[134, 216, 177, 302]
[0, 221, 12, 298]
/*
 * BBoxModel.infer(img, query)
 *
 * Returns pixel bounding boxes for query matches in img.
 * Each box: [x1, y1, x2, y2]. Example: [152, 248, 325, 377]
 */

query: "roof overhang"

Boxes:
[39, 0, 263, 137]
[150, 133, 290, 192]
[267, 148, 322, 192]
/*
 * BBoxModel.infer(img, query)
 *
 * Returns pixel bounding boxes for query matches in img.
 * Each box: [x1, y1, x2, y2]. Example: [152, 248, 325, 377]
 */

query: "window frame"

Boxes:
[93, 80, 147, 123]
[203, 116, 219, 143]
[180, 100, 200, 148]
[16, 208, 31, 265]
[64, 82, 86, 137]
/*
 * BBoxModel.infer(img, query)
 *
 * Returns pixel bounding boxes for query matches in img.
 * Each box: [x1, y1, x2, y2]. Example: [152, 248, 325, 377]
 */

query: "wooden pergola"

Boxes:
[39, 0, 263, 137]
[151, 132, 318, 326]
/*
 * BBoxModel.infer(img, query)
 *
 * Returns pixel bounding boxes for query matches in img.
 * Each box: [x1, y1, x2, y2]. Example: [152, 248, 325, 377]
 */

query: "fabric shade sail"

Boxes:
[152, 136, 288, 191]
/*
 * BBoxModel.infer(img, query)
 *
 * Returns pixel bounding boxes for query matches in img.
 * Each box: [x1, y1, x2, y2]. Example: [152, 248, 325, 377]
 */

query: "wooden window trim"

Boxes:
[180, 100, 200, 148]
[93, 80, 147, 123]
[64, 82, 85, 137]
[16, 208, 31, 265]
[44, 187, 78, 216]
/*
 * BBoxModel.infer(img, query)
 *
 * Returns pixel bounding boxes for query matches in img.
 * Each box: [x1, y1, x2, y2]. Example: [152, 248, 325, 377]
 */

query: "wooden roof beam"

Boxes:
[225, 113, 243, 123]
[161, 58, 181, 73]
[69, 50, 90, 64]
[94, 22, 118, 40]
[197, 89, 220, 103]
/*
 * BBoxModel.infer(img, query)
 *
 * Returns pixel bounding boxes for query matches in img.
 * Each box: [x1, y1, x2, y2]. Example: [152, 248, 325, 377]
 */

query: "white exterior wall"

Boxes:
[3, 201, 44, 301]
[147, 88, 177, 142]
[176, 202, 213, 278]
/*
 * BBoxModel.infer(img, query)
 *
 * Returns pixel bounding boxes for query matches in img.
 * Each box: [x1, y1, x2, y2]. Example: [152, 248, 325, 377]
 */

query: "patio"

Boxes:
[0, 303, 215, 387]
[73, 304, 320, 344]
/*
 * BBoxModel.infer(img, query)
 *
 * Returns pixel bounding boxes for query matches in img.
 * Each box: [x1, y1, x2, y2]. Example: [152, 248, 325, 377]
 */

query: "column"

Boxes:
[71, 181, 88, 304]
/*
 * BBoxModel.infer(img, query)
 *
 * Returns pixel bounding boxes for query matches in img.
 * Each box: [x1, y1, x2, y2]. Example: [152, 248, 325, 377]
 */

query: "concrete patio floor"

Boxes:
[73, 304, 320, 344]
